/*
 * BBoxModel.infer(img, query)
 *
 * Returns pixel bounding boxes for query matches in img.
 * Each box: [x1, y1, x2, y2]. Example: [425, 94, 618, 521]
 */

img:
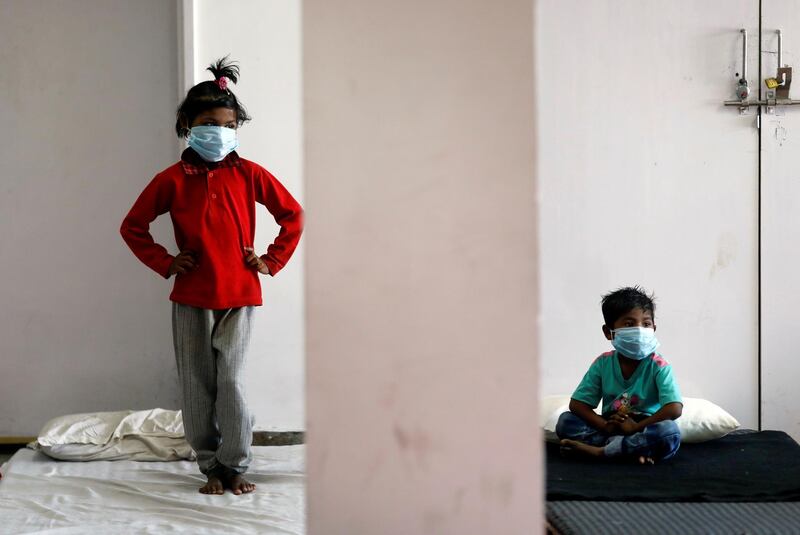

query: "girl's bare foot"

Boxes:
[199, 473, 225, 495]
[638, 455, 655, 465]
[559, 439, 605, 459]
[225, 472, 256, 495]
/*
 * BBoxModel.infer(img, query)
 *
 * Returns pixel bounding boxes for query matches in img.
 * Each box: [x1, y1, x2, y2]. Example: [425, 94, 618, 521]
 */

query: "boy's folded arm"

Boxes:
[632, 402, 683, 433]
[569, 398, 609, 432]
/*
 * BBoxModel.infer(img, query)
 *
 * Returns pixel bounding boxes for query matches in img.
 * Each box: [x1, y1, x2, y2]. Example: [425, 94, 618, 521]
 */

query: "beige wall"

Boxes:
[0, 0, 180, 436]
[304, 0, 541, 533]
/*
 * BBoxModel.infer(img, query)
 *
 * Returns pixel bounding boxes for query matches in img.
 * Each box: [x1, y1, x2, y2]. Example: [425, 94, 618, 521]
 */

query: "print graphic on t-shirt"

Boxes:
[612, 392, 641, 415]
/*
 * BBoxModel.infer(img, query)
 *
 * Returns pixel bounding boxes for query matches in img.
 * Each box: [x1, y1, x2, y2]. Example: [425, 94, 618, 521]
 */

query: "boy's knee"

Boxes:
[649, 419, 681, 439]
[555, 411, 581, 438]
[647, 420, 681, 460]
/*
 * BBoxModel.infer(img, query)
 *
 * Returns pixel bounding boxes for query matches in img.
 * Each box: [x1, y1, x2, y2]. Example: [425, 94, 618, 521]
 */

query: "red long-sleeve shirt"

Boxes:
[121, 149, 303, 309]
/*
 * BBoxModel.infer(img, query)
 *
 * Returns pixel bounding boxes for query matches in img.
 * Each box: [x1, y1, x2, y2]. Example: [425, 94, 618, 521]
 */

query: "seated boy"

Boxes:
[557, 286, 683, 464]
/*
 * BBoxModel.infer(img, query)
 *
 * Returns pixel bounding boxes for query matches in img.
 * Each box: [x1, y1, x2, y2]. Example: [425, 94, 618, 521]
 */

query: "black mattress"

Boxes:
[547, 430, 800, 502]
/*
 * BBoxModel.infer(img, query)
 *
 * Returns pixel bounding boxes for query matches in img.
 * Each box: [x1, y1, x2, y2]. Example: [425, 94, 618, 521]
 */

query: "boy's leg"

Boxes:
[172, 303, 221, 476]
[211, 306, 255, 475]
[555, 411, 610, 447]
[604, 420, 681, 461]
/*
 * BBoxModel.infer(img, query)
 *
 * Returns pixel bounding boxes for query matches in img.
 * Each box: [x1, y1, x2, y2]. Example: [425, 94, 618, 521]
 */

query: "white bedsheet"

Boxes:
[0, 445, 305, 534]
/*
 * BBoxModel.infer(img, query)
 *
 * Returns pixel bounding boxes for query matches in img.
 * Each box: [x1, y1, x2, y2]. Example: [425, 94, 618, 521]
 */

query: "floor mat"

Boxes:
[547, 501, 800, 535]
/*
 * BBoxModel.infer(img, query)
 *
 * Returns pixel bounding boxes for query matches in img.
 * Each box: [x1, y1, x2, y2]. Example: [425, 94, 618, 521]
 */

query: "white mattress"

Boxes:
[0, 445, 305, 534]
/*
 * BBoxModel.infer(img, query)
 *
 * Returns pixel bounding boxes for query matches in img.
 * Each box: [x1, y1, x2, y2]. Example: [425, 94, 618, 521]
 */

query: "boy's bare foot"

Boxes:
[560, 439, 605, 459]
[559, 439, 656, 465]
[225, 472, 256, 495]
[199, 473, 225, 495]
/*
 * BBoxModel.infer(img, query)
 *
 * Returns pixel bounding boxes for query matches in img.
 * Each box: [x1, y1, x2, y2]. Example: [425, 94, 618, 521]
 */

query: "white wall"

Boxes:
[761, 2, 800, 441]
[304, 0, 542, 533]
[192, 0, 305, 431]
[0, 0, 180, 436]
[536, 0, 760, 429]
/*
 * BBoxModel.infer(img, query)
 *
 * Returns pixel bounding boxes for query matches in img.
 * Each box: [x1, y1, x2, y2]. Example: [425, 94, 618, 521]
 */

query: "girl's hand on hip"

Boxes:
[168, 250, 198, 277]
[244, 247, 271, 275]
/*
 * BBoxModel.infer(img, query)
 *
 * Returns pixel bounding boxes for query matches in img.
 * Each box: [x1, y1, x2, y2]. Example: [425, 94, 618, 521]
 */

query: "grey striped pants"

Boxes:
[172, 303, 255, 475]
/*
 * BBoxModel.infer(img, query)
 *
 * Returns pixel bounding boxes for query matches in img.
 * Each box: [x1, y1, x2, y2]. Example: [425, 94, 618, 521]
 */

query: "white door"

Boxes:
[537, 1, 760, 429]
[761, 3, 800, 441]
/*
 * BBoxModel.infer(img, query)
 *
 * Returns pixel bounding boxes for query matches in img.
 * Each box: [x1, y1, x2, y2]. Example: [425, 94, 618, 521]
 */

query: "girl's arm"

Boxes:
[120, 175, 175, 278]
[253, 165, 304, 276]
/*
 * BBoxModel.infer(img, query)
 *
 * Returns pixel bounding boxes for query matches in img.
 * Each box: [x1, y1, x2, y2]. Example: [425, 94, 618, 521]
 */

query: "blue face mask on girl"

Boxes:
[611, 327, 659, 360]
[187, 125, 239, 162]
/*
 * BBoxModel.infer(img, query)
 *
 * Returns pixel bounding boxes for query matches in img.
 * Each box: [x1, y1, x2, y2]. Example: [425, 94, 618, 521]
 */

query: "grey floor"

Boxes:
[0, 445, 24, 465]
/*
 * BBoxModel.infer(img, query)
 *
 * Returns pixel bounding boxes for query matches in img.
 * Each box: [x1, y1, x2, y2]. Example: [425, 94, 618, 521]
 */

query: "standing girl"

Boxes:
[121, 57, 303, 495]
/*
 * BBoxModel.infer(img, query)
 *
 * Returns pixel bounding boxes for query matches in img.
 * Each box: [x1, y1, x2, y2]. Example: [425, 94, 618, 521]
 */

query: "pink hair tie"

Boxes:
[216, 76, 229, 91]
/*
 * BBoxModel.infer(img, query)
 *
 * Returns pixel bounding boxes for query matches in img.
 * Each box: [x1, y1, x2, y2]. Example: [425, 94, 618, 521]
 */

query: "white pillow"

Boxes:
[30, 436, 195, 462]
[541, 395, 740, 444]
[37, 409, 185, 447]
[32, 409, 193, 462]
[541, 395, 575, 443]
[678, 397, 740, 443]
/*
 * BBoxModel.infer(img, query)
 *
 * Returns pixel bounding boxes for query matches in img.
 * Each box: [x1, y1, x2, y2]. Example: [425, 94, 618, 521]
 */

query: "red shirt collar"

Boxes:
[180, 148, 242, 175]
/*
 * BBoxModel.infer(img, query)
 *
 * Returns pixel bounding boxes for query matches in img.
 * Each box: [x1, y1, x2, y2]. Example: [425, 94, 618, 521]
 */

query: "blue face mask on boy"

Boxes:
[187, 125, 239, 162]
[611, 327, 659, 360]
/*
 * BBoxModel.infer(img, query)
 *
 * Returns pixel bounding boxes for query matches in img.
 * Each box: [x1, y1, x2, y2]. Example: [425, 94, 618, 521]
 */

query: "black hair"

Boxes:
[175, 55, 252, 138]
[601, 286, 656, 326]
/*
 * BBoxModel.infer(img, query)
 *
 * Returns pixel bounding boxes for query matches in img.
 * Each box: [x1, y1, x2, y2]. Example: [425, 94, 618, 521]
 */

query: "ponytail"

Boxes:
[175, 55, 251, 138]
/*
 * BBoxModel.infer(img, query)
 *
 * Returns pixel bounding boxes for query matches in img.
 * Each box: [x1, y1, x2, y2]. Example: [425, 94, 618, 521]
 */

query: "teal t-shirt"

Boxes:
[572, 350, 682, 417]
